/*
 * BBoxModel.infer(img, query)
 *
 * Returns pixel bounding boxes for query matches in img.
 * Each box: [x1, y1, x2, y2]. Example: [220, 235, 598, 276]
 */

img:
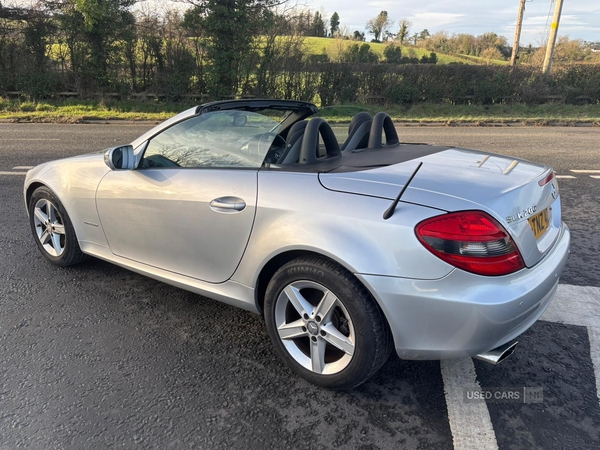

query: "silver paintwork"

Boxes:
[319, 148, 561, 267]
[23, 117, 571, 361]
[33, 199, 66, 257]
[357, 222, 569, 360]
[275, 280, 355, 374]
[95, 169, 257, 283]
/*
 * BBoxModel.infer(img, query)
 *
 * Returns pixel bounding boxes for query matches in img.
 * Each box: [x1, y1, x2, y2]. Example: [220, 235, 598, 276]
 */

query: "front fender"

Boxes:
[24, 154, 111, 248]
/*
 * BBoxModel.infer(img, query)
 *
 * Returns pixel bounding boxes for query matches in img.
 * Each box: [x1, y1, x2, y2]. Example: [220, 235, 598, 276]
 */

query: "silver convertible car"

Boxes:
[24, 99, 570, 389]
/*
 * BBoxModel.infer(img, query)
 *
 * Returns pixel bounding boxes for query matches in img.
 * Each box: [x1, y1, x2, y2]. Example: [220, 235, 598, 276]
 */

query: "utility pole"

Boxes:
[542, 0, 564, 74]
[510, 0, 527, 66]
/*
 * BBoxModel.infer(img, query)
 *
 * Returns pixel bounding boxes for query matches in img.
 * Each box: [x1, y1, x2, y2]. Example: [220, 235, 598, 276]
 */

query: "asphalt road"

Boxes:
[1, 124, 599, 449]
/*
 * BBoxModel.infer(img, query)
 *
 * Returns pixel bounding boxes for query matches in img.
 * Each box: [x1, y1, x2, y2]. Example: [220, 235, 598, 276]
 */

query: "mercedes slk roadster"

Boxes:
[24, 100, 570, 389]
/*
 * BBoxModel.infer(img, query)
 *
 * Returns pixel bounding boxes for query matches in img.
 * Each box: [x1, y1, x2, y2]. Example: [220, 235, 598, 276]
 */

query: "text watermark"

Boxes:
[463, 387, 544, 404]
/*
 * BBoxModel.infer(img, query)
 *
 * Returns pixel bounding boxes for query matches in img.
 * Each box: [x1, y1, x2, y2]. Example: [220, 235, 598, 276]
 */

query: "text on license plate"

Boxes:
[528, 208, 550, 239]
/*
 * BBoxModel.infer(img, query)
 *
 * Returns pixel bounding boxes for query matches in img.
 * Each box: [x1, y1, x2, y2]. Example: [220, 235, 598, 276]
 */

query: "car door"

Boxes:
[96, 110, 279, 284]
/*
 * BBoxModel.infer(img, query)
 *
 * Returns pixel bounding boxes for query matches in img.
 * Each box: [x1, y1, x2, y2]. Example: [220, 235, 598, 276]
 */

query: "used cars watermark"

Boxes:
[464, 387, 544, 404]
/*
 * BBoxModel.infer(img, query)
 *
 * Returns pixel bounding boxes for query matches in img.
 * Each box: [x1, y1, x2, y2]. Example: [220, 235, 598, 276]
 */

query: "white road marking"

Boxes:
[556, 175, 576, 179]
[0, 171, 27, 176]
[443, 284, 600, 450]
[590, 176, 600, 179]
[542, 284, 600, 329]
[12, 166, 34, 170]
[541, 284, 600, 406]
[441, 358, 498, 450]
[570, 170, 600, 173]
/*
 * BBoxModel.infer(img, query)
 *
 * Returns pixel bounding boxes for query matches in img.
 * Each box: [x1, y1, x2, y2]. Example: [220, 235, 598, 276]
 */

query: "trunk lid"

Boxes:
[319, 148, 561, 267]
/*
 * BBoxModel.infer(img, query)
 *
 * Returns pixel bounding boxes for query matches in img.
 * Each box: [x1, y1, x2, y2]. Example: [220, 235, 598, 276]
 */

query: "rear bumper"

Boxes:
[357, 222, 570, 360]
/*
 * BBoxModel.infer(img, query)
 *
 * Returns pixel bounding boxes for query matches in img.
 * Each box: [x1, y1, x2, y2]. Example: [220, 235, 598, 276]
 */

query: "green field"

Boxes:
[302, 37, 508, 65]
[317, 104, 600, 124]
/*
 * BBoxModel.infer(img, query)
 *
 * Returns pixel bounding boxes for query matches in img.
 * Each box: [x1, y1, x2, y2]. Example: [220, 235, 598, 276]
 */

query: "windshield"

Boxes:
[142, 110, 283, 169]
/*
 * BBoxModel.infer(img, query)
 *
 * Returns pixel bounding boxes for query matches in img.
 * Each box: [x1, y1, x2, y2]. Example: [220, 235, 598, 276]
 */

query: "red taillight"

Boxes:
[415, 211, 525, 276]
[538, 171, 555, 186]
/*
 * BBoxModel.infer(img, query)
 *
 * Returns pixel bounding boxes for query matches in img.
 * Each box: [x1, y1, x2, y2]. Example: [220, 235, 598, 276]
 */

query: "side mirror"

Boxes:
[104, 145, 135, 170]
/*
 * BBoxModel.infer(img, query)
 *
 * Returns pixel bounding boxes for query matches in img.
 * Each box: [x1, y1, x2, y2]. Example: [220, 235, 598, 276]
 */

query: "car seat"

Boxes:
[277, 120, 308, 164]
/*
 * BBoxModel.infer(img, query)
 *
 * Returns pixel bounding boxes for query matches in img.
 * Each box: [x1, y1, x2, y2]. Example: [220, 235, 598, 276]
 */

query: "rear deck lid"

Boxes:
[319, 147, 561, 267]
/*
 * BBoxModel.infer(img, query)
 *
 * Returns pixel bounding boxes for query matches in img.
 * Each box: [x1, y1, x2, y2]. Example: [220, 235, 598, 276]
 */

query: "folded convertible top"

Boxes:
[270, 144, 453, 173]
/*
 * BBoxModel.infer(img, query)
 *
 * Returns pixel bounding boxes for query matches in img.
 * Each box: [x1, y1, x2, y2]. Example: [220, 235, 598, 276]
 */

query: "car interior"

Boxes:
[137, 100, 450, 172]
[264, 111, 403, 167]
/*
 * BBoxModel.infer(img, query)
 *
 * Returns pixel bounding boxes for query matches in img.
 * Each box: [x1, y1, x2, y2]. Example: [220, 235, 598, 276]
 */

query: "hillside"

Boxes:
[302, 37, 507, 65]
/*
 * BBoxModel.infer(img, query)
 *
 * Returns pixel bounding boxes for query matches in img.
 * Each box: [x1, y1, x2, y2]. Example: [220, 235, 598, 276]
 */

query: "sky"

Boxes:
[306, 0, 600, 45]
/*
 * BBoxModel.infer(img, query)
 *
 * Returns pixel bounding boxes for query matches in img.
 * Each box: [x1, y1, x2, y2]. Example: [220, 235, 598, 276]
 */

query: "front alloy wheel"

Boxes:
[33, 199, 66, 257]
[29, 186, 87, 266]
[264, 256, 393, 389]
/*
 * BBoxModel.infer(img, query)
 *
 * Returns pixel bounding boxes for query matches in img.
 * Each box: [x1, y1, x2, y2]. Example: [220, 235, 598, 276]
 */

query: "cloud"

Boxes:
[410, 12, 465, 29]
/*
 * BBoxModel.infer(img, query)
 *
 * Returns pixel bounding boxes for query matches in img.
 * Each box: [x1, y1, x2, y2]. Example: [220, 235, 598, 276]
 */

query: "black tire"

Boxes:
[29, 186, 87, 267]
[264, 255, 393, 389]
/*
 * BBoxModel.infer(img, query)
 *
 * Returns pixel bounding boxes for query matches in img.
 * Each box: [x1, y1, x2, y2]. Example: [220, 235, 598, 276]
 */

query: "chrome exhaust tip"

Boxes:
[474, 341, 518, 365]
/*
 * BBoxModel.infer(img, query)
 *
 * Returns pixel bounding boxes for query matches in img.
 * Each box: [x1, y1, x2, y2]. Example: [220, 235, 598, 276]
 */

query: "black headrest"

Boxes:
[299, 118, 341, 164]
[348, 112, 372, 136]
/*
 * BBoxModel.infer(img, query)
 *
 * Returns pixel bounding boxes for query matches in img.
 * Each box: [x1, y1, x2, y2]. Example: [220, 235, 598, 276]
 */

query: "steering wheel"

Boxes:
[246, 132, 286, 164]
[263, 134, 287, 164]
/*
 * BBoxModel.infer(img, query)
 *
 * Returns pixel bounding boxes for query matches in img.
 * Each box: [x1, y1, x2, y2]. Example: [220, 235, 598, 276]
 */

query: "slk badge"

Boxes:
[506, 205, 537, 224]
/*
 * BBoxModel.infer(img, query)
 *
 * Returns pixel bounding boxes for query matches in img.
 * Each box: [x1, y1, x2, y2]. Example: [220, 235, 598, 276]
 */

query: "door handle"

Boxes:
[210, 196, 246, 213]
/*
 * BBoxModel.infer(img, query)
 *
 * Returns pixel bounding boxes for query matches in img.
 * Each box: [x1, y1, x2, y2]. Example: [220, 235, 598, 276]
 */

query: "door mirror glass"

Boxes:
[104, 145, 135, 170]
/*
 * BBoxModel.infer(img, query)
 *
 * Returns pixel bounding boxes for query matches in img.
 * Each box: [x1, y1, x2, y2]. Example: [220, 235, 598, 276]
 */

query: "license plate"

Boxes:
[528, 208, 550, 239]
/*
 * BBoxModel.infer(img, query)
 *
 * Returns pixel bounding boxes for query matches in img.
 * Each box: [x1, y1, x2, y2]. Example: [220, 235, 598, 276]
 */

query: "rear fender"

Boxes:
[232, 171, 454, 288]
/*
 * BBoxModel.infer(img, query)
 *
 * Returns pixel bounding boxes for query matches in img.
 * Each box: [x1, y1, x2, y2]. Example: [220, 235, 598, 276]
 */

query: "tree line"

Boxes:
[0, 1, 597, 103]
[0, 1, 440, 99]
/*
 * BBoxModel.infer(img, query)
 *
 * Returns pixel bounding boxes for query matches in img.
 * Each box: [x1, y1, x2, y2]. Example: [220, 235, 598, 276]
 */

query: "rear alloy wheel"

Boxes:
[29, 187, 87, 267]
[264, 256, 393, 389]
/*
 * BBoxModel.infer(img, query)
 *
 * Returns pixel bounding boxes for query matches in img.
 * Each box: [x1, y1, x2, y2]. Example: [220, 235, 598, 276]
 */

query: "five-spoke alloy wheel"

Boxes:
[29, 186, 87, 266]
[275, 280, 356, 375]
[33, 199, 66, 257]
[265, 256, 393, 389]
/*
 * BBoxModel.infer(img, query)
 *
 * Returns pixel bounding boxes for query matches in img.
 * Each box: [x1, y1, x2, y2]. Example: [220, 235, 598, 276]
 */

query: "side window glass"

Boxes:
[140, 111, 281, 169]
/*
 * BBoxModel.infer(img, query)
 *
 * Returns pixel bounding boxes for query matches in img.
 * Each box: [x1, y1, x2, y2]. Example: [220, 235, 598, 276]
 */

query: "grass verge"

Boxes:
[0, 98, 192, 122]
[317, 103, 600, 124]
[1, 98, 599, 125]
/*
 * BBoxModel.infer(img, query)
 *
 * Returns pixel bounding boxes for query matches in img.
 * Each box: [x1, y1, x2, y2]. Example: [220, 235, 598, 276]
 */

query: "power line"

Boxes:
[541, 0, 555, 45]
[542, 0, 564, 73]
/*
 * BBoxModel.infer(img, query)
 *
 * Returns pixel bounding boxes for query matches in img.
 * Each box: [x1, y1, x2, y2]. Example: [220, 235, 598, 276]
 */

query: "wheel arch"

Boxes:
[25, 181, 47, 210]
[255, 250, 322, 315]
[254, 249, 372, 317]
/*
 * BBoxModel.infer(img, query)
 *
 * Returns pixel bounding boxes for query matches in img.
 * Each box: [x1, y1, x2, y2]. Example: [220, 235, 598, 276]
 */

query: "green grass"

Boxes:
[0, 98, 195, 122]
[1, 98, 598, 124]
[317, 103, 600, 124]
[449, 53, 510, 66]
[302, 37, 502, 65]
